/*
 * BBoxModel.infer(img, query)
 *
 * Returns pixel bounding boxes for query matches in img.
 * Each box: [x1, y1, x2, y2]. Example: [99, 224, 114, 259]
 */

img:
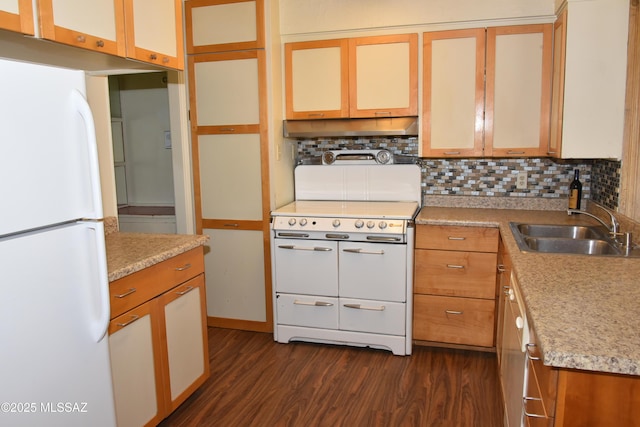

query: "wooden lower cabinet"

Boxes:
[413, 225, 498, 349]
[108, 248, 209, 426]
[414, 294, 495, 347]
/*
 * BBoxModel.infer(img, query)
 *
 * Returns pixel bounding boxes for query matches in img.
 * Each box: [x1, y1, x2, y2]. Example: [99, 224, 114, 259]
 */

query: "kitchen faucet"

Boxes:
[567, 203, 626, 243]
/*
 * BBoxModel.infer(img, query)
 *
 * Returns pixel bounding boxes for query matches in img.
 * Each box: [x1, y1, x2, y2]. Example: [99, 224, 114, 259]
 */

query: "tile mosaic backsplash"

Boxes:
[294, 137, 620, 209]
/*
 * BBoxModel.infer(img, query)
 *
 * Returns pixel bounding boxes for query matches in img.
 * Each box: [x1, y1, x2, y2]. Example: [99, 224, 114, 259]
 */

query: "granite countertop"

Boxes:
[106, 232, 209, 282]
[416, 206, 640, 376]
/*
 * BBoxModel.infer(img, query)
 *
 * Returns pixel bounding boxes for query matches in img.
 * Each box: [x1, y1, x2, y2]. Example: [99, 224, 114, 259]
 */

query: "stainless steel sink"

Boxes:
[521, 236, 620, 255]
[509, 222, 639, 257]
[515, 223, 607, 240]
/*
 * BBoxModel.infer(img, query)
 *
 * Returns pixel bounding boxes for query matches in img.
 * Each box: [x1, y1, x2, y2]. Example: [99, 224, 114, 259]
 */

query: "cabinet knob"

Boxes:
[76, 35, 86, 43]
[150, 54, 158, 60]
[96, 40, 104, 48]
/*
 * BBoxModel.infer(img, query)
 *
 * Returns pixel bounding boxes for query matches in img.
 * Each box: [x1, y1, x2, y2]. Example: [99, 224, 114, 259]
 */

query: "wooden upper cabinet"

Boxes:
[123, 0, 184, 70]
[37, 0, 126, 56]
[548, 0, 628, 159]
[423, 29, 485, 157]
[0, 0, 34, 34]
[285, 39, 350, 120]
[349, 34, 418, 118]
[485, 24, 552, 157]
[285, 33, 418, 120]
[185, 0, 264, 54]
[423, 25, 552, 158]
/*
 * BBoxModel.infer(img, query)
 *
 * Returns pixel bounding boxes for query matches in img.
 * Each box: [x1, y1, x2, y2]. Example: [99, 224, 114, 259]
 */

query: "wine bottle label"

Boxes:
[568, 189, 579, 209]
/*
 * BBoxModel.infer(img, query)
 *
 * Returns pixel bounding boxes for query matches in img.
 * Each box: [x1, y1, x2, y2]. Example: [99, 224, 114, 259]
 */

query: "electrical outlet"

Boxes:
[516, 171, 528, 189]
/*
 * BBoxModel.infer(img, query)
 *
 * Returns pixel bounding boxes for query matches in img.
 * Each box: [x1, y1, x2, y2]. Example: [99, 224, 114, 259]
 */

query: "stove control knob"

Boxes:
[288, 218, 296, 226]
[354, 219, 364, 229]
[332, 219, 341, 228]
[299, 218, 308, 226]
[378, 221, 388, 230]
[366, 221, 375, 229]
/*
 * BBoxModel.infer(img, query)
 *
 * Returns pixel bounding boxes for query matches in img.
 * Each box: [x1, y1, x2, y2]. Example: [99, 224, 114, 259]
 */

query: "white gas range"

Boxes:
[270, 150, 421, 355]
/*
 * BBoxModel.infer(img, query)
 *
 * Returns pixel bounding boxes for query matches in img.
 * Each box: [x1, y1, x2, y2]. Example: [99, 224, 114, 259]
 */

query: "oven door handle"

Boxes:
[343, 303, 386, 311]
[278, 244, 333, 252]
[342, 248, 385, 255]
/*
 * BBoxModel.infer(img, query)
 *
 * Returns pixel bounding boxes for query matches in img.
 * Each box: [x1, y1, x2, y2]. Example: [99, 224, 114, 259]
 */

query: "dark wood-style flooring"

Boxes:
[160, 327, 504, 427]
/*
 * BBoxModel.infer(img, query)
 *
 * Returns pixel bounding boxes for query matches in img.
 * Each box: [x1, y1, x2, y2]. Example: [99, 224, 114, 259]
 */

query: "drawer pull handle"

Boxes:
[308, 113, 324, 117]
[175, 263, 192, 271]
[76, 35, 86, 43]
[96, 40, 104, 48]
[176, 286, 195, 296]
[343, 248, 385, 255]
[443, 151, 461, 155]
[523, 397, 546, 418]
[497, 264, 506, 273]
[507, 150, 525, 155]
[220, 127, 235, 132]
[114, 288, 136, 298]
[448, 236, 466, 241]
[446, 264, 464, 269]
[445, 310, 463, 315]
[294, 300, 333, 307]
[116, 314, 140, 328]
[150, 54, 157, 60]
[224, 223, 239, 227]
[526, 343, 541, 361]
[343, 303, 385, 311]
[374, 111, 392, 116]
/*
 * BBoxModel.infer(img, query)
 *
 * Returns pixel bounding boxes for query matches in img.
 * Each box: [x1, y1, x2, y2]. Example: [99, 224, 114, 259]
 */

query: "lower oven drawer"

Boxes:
[339, 298, 405, 336]
[276, 293, 339, 329]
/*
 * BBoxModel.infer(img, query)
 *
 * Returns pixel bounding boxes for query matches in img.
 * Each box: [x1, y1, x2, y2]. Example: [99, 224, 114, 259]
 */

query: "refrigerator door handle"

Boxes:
[88, 222, 110, 343]
[71, 89, 103, 218]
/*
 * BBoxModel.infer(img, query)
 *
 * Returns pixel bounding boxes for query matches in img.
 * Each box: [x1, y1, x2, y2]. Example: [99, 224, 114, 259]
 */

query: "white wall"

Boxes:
[279, 0, 555, 37]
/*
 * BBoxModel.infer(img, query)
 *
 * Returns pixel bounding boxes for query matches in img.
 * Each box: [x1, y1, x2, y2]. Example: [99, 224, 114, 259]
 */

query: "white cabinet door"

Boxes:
[38, 0, 124, 55]
[0, 0, 33, 34]
[485, 24, 552, 157]
[423, 29, 485, 157]
[349, 34, 418, 118]
[162, 277, 208, 404]
[124, 0, 184, 69]
[109, 303, 159, 427]
[186, 0, 263, 53]
[203, 228, 267, 322]
[285, 39, 349, 119]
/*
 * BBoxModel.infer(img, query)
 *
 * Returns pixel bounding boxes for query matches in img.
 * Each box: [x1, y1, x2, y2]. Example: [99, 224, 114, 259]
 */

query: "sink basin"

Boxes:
[515, 223, 607, 240]
[522, 236, 620, 255]
[508, 222, 639, 257]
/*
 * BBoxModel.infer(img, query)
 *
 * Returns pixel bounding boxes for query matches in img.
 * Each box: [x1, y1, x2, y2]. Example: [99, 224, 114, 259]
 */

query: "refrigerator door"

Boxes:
[0, 58, 104, 237]
[0, 221, 115, 427]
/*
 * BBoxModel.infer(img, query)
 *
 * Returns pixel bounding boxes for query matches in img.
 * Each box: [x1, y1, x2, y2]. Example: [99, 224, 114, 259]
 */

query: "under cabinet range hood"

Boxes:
[283, 117, 419, 138]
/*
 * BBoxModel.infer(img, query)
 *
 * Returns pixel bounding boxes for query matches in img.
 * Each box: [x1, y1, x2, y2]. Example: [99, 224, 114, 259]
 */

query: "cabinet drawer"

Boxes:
[110, 247, 204, 319]
[414, 249, 497, 299]
[413, 294, 495, 347]
[416, 225, 499, 252]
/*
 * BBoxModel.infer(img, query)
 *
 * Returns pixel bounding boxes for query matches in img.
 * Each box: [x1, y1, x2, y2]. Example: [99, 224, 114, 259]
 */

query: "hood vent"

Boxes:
[283, 117, 419, 138]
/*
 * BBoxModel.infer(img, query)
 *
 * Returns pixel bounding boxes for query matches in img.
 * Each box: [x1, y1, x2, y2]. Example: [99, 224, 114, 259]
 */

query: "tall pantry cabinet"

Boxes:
[185, 0, 274, 332]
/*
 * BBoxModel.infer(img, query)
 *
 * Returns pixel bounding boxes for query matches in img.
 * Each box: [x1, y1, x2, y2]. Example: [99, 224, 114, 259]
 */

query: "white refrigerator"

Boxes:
[0, 58, 117, 426]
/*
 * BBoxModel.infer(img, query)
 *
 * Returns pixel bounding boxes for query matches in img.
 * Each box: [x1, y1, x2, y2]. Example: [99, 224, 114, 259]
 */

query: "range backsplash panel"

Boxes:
[294, 138, 620, 208]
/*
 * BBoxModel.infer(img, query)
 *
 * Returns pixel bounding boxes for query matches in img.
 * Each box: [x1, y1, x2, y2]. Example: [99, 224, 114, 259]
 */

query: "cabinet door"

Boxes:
[185, 0, 264, 54]
[123, 0, 184, 70]
[38, 0, 125, 56]
[548, 9, 567, 157]
[485, 24, 552, 157]
[160, 276, 209, 411]
[0, 0, 33, 34]
[109, 301, 162, 427]
[285, 39, 349, 119]
[349, 34, 418, 118]
[423, 29, 485, 157]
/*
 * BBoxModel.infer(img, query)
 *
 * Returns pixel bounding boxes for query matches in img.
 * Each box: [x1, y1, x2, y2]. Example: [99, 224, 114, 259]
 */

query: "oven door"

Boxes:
[273, 238, 338, 296]
[339, 241, 407, 302]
